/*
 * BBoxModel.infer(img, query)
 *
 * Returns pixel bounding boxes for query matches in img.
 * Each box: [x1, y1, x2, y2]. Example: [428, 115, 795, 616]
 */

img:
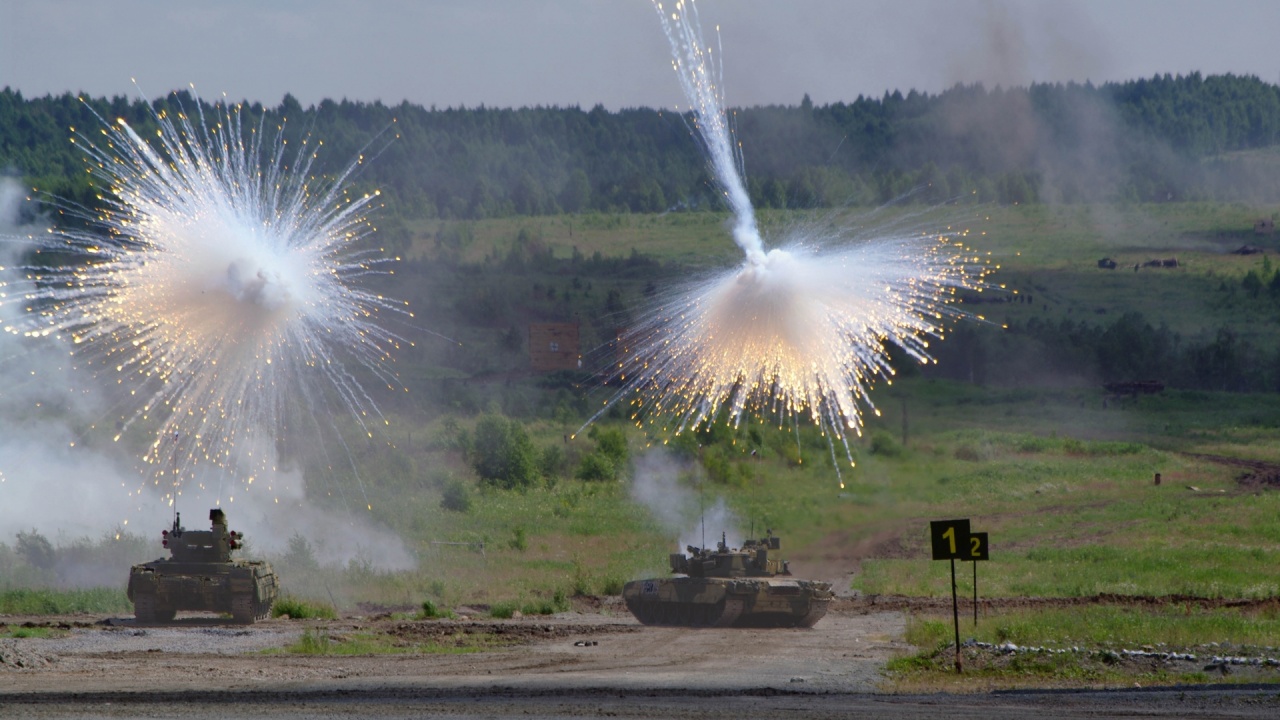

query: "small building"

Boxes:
[529, 322, 581, 372]
[1255, 218, 1274, 235]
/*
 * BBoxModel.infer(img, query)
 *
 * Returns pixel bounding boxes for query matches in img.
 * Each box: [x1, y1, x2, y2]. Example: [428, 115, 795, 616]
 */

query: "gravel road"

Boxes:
[2, 608, 1279, 719]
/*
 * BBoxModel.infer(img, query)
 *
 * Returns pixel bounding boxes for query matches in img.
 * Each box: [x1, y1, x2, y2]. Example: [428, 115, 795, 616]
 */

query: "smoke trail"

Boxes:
[653, 0, 761, 261]
[597, 2, 991, 486]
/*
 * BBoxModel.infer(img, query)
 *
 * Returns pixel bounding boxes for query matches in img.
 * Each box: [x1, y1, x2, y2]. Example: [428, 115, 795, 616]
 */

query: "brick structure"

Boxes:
[529, 322, 580, 372]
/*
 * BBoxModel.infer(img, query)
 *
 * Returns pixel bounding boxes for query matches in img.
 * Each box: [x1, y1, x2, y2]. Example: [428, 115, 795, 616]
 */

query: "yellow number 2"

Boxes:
[970, 536, 982, 557]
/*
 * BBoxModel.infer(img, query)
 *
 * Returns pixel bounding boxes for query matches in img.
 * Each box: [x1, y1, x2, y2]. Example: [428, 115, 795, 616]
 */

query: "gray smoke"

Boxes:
[0, 177, 414, 579]
[630, 449, 744, 553]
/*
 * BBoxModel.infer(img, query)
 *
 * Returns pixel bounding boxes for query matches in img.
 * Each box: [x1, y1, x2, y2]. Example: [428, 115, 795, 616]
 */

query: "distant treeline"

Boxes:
[3, 72, 1280, 221]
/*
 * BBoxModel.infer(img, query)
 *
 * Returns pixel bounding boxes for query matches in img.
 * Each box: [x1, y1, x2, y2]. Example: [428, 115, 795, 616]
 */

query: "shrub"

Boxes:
[272, 596, 337, 620]
[440, 479, 473, 513]
[16, 531, 55, 571]
[521, 589, 570, 616]
[575, 451, 615, 482]
[869, 430, 904, 457]
[471, 415, 539, 489]
[598, 575, 625, 596]
[508, 527, 528, 552]
[418, 599, 454, 619]
[540, 444, 567, 482]
[291, 628, 331, 654]
[282, 533, 319, 571]
[588, 425, 628, 465]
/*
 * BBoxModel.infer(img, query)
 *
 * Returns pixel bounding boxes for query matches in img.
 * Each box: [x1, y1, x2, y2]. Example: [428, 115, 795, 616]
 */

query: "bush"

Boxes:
[471, 414, 539, 489]
[588, 425, 628, 465]
[440, 479, 473, 513]
[272, 596, 337, 620]
[291, 628, 331, 654]
[418, 599, 454, 619]
[521, 589, 570, 616]
[540, 444, 567, 482]
[16, 531, 55, 571]
[869, 430, 904, 457]
[489, 601, 517, 619]
[282, 533, 319, 571]
[575, 451, 616, 482]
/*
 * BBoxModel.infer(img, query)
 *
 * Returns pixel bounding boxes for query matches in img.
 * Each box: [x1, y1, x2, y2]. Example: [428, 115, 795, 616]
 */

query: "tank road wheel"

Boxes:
[709, 596, 745, 628]
[133, 593, 156, 624]
[231, 594, 255, 624]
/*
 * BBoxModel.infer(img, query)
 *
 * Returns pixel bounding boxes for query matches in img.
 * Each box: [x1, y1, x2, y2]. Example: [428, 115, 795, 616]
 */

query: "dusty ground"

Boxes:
[0, 602, 903, 695]
[3, 602, 1279, 719]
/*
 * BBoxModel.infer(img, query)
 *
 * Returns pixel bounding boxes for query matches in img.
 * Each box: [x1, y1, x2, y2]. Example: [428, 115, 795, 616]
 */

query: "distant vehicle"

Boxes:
[622, 532, 832, 627]
[1103, 380, 1165, 397]
[127, 508, 278, 624]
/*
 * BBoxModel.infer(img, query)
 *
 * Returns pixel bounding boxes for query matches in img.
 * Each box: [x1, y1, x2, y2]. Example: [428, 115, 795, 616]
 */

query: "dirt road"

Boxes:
[3, 606, 1279, 718]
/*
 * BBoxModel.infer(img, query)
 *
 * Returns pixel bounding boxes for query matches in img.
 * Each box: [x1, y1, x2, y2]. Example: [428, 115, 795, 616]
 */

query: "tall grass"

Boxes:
[905, 604, 1280, 650]
[0, 588, 130, 614]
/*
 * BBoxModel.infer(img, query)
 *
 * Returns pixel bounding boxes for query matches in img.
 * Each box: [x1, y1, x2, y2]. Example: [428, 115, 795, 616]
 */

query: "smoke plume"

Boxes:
[630, 449, 744, 553]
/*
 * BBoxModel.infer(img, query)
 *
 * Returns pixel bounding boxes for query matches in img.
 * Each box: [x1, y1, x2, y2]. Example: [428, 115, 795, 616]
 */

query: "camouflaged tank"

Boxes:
[623, 532, 832, 627]
[127, 508, 278, 624]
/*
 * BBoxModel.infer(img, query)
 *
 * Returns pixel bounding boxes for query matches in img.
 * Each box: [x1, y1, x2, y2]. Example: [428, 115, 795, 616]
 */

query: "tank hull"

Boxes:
[127, 559, 278, 624]
[623, 576, 832, 628]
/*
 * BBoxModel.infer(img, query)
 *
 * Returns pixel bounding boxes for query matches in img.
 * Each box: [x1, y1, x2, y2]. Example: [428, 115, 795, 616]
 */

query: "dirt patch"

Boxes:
[385, 619, 642, 646]
[795, 525, 923, 595]
[1183, 452, 1280, 490]
[0, 607, 906, 700]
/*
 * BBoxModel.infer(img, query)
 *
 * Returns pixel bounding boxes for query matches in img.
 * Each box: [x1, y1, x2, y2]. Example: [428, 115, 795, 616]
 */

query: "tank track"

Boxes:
[627, 596, 830, 628]
[231, 594, 274, 624]
[626, 596, 745, 627]
[132, 593, 177, 624]
[796, 598, 830, 628]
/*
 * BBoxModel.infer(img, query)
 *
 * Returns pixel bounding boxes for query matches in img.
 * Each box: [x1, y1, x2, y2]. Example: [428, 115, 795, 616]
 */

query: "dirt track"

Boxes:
[3, 603, 1280, 719]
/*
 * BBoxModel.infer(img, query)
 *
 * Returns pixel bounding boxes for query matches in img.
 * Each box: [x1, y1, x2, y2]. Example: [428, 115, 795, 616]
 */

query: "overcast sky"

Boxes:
[3, 0, 1280, 111]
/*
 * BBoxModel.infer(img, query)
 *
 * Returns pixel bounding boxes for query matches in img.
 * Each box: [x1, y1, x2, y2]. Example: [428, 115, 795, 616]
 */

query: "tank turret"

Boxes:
[669, 532, 789, 578]
[162, 509, 246, 563]
[623, 532, 832, 627]
[127, 508, 278, 624]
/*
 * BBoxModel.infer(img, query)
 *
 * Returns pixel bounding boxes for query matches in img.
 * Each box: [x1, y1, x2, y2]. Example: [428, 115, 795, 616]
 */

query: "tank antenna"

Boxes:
[699, 473, 706, 551]
[169, 431, 181, 530]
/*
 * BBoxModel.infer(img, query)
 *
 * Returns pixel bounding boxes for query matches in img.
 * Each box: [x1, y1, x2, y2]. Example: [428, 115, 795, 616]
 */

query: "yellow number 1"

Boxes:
[942, 526, 956, 554]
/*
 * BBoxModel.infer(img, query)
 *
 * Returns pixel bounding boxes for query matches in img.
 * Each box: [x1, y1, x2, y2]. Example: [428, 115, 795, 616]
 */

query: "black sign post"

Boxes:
[929, 519, 970, 674]
[968, 532, 989, 626]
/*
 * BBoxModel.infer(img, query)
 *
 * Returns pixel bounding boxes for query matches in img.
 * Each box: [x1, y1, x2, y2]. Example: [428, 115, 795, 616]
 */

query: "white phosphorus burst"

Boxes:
[600, 1, 993, 485]
[0, 89, 411, 504]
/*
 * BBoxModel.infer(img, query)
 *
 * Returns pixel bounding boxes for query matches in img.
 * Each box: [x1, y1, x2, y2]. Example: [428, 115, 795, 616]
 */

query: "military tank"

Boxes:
[127, 508, 278, 624]
[622, 532, 832, 628]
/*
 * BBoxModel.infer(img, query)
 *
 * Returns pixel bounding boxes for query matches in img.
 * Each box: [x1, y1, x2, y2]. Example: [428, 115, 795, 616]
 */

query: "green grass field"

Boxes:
[7, 202, 1280, 686]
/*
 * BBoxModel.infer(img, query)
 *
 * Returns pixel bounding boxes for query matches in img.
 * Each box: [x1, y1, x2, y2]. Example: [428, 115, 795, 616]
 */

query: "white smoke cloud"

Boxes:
[630, 449, 744, 554]
[0, 177, 414, 578]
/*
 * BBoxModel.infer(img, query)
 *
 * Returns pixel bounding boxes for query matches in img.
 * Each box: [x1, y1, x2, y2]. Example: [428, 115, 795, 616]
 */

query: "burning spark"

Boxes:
[592, 2, 990, 479]
[0, 90, 408, 502]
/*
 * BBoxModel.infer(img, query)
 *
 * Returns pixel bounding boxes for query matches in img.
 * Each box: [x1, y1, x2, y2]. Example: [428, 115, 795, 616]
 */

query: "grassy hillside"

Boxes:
[7, 202, 1280, 617]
